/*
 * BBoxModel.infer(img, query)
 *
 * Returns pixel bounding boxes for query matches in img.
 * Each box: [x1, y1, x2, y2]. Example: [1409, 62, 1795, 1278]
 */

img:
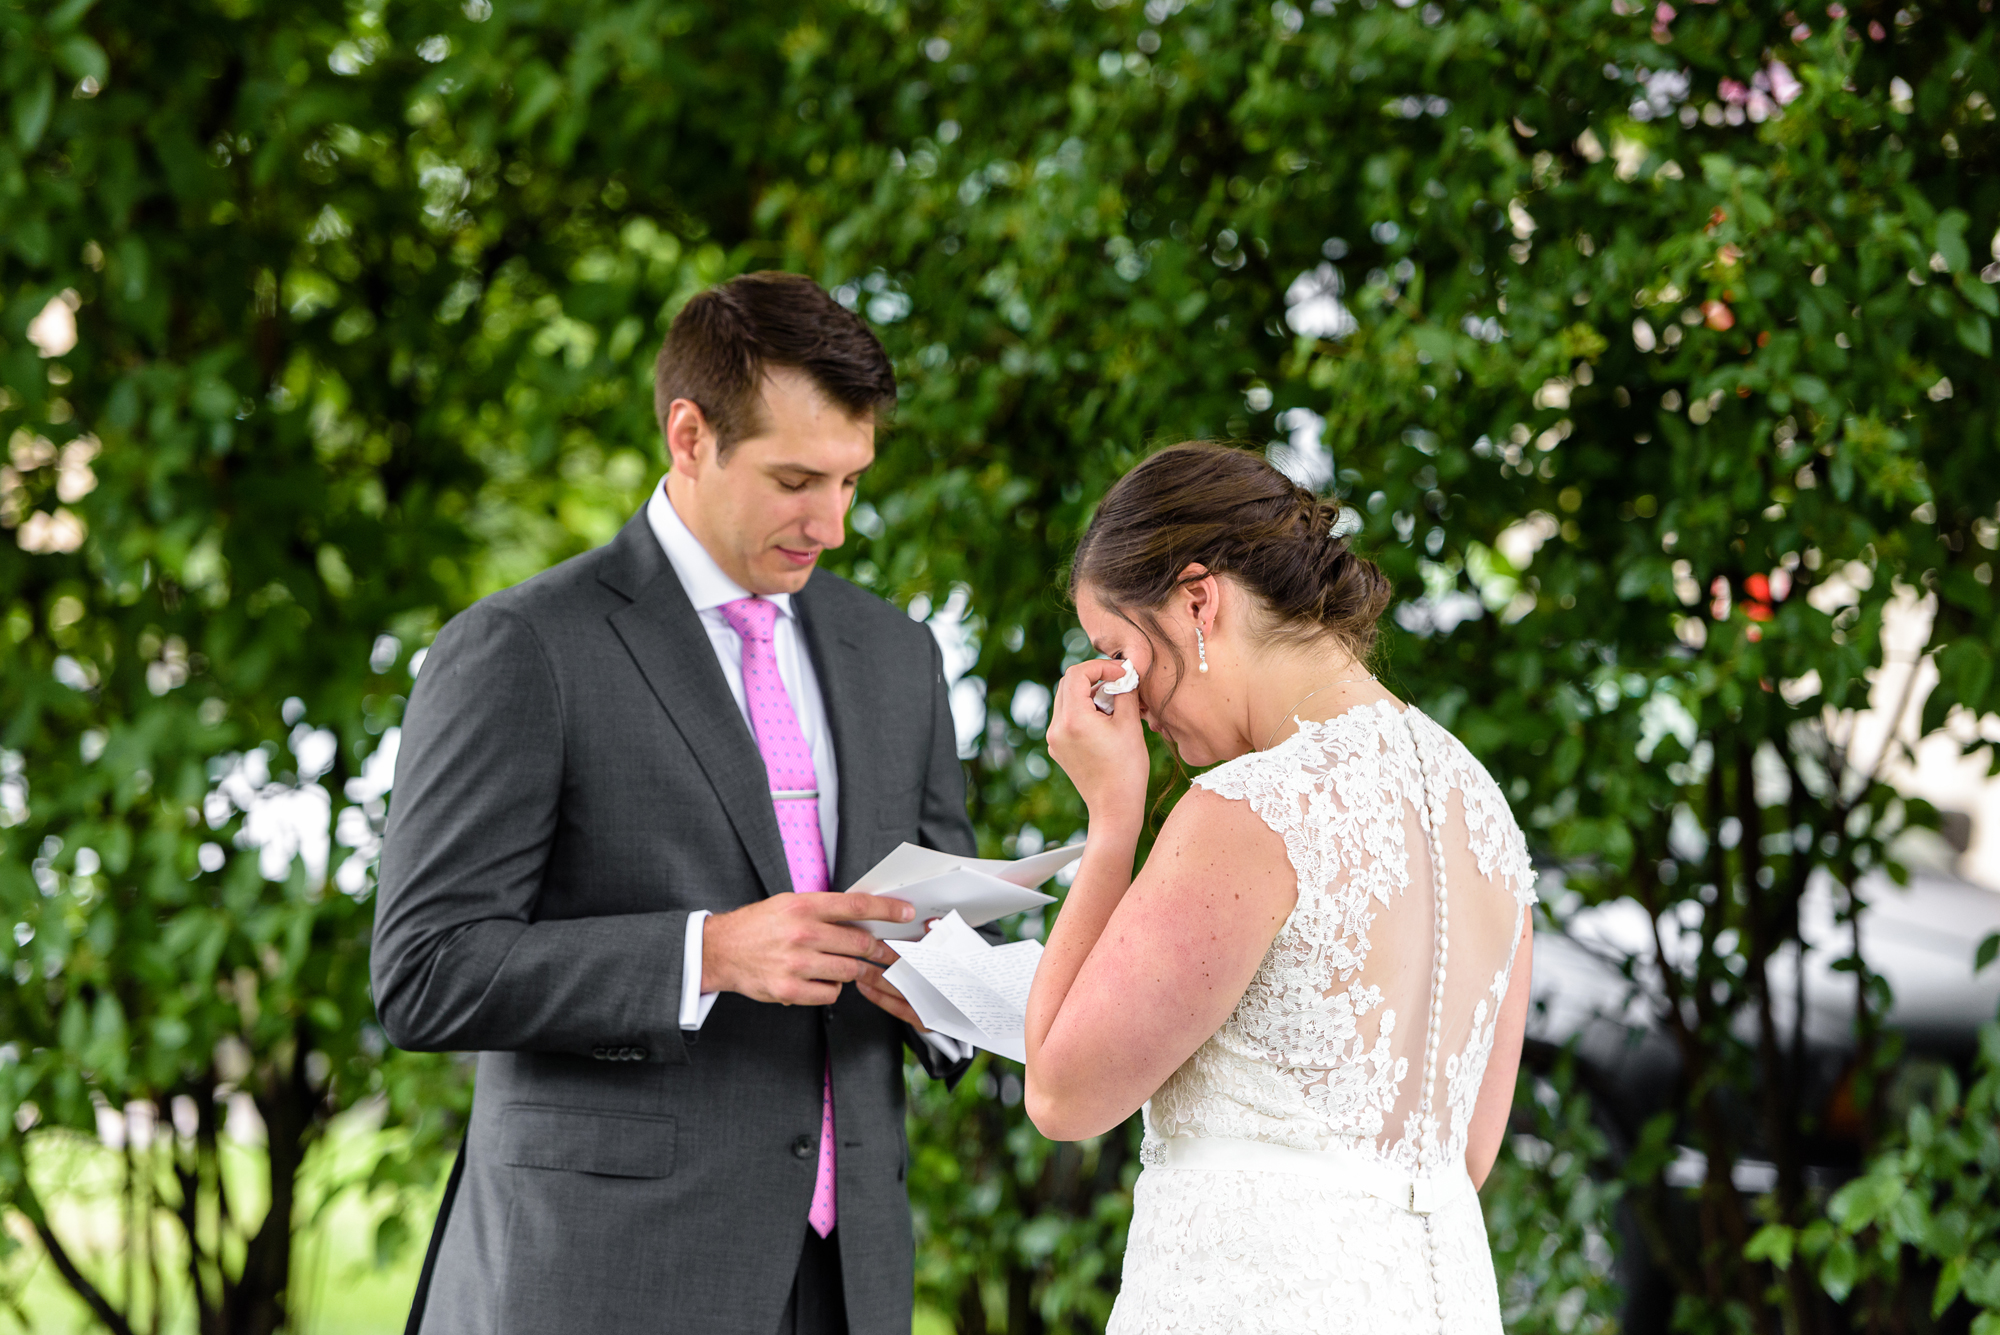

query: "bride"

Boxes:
[1025, 442, 1538, 1333]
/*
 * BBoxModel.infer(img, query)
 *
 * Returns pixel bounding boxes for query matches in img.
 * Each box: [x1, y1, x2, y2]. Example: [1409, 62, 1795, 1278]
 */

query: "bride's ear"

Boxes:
[1176, 564, 1219, 632]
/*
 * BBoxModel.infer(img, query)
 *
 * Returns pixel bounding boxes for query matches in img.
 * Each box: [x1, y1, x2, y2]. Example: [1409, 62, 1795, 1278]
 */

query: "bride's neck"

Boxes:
[1234, 640, 1385, 752]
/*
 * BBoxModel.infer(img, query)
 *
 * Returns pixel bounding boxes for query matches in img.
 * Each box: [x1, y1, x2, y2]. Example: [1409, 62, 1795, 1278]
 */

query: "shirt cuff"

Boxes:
[680, 911, 720, 1030]
[917, 1030, 969, 1064]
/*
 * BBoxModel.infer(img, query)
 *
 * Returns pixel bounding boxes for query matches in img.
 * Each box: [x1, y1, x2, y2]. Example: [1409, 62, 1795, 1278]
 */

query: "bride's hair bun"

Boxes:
[1070, 441, 1392, 661]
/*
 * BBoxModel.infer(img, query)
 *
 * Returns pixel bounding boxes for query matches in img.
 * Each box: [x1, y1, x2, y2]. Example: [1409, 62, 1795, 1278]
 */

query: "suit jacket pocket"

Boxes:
[499, 1105, 676, 1178]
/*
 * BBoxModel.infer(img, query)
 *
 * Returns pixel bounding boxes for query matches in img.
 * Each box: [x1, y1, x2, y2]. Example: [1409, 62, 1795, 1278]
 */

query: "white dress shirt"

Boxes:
[648, 481, 963, 1061]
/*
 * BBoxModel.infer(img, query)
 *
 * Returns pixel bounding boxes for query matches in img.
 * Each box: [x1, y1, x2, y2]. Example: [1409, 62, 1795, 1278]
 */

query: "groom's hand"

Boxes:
[701, 892, 915, 1006]
[855, 968, 928, 1031]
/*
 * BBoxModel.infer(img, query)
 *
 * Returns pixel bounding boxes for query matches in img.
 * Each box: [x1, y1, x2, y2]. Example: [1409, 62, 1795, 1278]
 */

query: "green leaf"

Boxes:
[190, 375, 238, 421]
[317, 546, 355, 599]
[11, 69, 54, 151]
[1819, 1237, 1860, 1302]
[1959, 313, 1993, 357]
[1746, 1223, 1795, 1270]
[1968, 1258, 2000, 1308]
[1558, 322, 1609, 361]
[1978, 932, 2000, 976]
[53, 35, 108, 86]
[1980, 1021, 2000, 1072]
[1616, 559, 1667, 601]
[42, 0, 98, 31]
[1937, 639, 1996, 719]
[1829, 1171, 1903, 1230]
[1936, 210, 1971, 275]
[373, 1213, 411, 1270]
[1960, 273, 2000, 317]
[1936, 1255, 1966, 1318]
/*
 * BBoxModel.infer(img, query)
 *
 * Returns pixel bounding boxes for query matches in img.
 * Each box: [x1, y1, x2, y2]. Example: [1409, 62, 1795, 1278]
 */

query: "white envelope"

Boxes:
[848, 840, 1082, 940]
[883, 912, 1044, 1063]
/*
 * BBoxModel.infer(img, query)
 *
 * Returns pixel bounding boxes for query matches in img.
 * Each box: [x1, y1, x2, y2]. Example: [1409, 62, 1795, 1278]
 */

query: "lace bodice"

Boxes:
[1142, 701, 1537, 1178]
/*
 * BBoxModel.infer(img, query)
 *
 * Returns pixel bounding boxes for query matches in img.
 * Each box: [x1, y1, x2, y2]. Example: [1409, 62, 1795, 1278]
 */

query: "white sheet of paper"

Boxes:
[849, 841, 1081, 940]
[884, 912, 1044, 1063]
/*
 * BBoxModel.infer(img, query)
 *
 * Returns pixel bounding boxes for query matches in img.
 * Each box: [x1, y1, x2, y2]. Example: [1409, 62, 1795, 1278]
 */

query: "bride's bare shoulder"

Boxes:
[1136, 780, 1297, 916]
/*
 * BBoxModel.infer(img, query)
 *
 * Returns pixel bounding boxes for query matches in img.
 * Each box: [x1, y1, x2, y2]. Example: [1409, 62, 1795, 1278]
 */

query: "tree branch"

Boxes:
[14, 1173, 137, 1335]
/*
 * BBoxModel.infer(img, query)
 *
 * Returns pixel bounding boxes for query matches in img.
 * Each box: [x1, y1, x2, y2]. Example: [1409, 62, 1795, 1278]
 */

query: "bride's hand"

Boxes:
[1047, 659, 1149, 823]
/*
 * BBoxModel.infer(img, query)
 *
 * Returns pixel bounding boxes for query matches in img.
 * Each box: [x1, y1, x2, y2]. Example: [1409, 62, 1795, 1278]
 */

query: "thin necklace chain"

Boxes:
[1259, 675, 1378, 751]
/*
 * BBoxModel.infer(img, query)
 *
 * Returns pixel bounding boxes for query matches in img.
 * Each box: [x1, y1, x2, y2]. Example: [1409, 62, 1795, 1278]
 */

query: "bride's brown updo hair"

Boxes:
[1070, 442, 1393, 668]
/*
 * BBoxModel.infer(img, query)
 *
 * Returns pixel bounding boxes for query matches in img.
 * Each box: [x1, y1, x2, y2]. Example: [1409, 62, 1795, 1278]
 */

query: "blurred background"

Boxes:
[1, 0, 1997, 1331]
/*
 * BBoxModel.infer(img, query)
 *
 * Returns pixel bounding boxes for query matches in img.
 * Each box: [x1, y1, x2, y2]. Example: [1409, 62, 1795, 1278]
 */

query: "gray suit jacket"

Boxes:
[371, 507, 978, 1335]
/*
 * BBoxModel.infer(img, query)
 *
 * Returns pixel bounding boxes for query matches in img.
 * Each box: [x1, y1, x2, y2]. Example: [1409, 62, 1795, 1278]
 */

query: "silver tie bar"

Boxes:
[770, 789, 819, 801]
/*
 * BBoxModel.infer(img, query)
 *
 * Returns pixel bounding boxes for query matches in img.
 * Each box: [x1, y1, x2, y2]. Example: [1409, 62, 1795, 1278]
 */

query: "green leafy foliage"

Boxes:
[1, 0, 1996, 1329]
[1748, 1018, 2000, 1333]
[1485, 1048, 1626, 1335]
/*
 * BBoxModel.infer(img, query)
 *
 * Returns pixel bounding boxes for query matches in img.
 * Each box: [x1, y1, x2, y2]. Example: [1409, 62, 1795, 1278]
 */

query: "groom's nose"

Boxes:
[797, 490, 846, 551]
[784, 495, 840, 551]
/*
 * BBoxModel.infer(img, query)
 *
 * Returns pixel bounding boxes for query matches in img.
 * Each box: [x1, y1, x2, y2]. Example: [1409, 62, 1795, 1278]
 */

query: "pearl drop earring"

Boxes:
[1196, 626, 1209, 673]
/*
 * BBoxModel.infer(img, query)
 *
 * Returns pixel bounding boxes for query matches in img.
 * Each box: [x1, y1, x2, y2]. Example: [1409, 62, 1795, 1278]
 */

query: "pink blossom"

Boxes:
[1767, 60, 1803, 105]
[1748, 89, 1776, 121]
[1719, 77, 1751, 104]
[1655, 1, 1676, 20]
[1826, 2, 1846, 16]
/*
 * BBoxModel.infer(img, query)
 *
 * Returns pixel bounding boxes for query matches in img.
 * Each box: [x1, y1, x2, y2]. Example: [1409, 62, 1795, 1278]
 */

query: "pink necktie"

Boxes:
[719, 596, 836, 1239]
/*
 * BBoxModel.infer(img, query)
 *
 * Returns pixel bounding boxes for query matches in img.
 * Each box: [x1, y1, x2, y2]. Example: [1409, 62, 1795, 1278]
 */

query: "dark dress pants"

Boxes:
[778, 1227, 848, 1335]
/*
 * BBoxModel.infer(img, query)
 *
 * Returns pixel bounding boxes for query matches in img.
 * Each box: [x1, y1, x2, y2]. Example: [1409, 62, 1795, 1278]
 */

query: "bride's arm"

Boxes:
[1024, 662, 1294, 1142]
[1464, 914, 1535, 1189]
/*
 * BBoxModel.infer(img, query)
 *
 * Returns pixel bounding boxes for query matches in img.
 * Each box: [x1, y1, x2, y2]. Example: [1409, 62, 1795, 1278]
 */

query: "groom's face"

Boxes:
[665, 366, 875, 595]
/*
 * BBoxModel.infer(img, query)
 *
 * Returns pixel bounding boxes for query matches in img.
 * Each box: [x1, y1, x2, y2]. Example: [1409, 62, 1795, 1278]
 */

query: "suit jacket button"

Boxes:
[791, 1134, 814, 1159]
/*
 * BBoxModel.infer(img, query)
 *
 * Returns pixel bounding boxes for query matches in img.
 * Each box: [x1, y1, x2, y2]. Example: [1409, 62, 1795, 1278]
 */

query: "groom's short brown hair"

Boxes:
[653, 272, 897, 456]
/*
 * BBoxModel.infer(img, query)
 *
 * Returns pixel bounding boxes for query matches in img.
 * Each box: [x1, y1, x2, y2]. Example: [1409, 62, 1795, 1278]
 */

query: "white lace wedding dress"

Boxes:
[1108, 701, 1537, 1334]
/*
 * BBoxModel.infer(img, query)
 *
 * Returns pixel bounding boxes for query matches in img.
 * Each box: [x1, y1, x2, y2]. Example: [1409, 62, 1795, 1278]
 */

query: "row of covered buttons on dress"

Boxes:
[1426, 1214, 1447, 1332]
[591, 1045, 647, 1061]
[1410, 718, 1452, 1334]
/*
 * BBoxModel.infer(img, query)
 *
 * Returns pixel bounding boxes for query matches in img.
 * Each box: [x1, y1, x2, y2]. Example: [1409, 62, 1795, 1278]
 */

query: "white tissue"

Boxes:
[1092, 660, 1140, 715]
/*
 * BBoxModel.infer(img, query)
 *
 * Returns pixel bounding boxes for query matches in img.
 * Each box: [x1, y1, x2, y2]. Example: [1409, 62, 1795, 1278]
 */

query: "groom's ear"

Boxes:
[662, 397, 719, 475]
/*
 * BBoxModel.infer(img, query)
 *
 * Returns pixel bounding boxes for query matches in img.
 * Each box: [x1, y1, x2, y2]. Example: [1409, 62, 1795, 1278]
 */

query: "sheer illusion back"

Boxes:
[1142, 700, 1538, 1178]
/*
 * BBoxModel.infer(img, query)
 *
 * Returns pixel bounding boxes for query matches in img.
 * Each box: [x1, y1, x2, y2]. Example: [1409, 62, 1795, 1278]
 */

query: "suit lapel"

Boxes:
[794, 577, 877, 893]
[599, 513, 792, 901]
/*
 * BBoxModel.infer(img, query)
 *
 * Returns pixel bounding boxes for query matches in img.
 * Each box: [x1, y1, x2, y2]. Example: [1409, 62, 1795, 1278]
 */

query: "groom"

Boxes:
[371, 271, 978, 1335]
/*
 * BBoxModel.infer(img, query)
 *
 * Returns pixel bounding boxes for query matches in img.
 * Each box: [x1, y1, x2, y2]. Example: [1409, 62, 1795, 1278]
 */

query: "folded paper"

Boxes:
[848, 840, 1081, 940]
[883, 912, 1043, 1063]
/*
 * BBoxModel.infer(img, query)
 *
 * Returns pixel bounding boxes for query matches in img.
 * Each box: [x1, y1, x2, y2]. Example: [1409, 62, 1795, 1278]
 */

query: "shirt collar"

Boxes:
[645, 479, 795, 619]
